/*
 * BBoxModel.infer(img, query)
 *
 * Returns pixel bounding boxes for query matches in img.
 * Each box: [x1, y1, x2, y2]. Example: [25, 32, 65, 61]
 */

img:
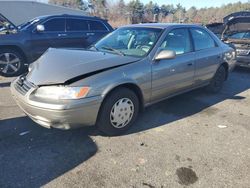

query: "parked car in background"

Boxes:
[206, 22, 225, 38]
[11, 24, 236, 136]
[222, 16, 250, 68]
[0, 14, 113, 77]
[207, 11, 250, 68]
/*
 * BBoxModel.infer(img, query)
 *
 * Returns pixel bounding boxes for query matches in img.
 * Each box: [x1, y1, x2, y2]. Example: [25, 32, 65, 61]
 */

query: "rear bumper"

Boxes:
[11, 80, 103, 130]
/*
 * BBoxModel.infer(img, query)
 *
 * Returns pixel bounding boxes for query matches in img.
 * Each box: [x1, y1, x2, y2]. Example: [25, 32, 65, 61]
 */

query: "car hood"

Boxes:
[223, 11, 250, 23]
[206, 23, 225, 34]
[224, 17, 250, 34]
[0, 13, 18, 34]
[27, 48, 140, 86]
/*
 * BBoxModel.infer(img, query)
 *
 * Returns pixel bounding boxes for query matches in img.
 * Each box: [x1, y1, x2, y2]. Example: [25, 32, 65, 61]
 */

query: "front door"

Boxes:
[30, 17, 66, 61]
[151, 28, 195, 102]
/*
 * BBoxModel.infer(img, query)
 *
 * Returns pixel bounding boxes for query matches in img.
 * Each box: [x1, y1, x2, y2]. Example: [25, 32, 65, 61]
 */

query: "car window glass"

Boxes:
[161, 28, 192, 55]
[89, 20, 107, 31]
[244, 32, 250, 39]
[43, 18, 65, 32]
[229, 32, 245, 39]
[229, 32, 250, 39]
[95, 27, 162, 57]
[66, 18, 88, 31]
[190, 28, 216, 50]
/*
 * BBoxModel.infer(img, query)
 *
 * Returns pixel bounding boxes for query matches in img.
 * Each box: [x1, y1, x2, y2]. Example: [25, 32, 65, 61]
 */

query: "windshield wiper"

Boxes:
[101, 46, 125, 56]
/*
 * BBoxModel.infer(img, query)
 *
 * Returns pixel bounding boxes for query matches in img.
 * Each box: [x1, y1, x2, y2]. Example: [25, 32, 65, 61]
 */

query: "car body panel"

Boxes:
[11, 24, 236, 130]
[193, 47, 223, 84]
[151, 52, 195, 101]
[27, 48, 141, 86]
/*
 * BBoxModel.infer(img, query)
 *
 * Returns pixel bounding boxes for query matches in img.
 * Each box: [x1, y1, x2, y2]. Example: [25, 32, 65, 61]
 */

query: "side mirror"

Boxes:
[36, 24, 45, 32]
[154, 50, 176, 61]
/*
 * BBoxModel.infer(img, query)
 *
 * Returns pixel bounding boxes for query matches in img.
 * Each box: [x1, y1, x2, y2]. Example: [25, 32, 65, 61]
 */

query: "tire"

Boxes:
[0, 48, 26, 77]
[207, 65, 226, 93]
[96, 87, 139, 136]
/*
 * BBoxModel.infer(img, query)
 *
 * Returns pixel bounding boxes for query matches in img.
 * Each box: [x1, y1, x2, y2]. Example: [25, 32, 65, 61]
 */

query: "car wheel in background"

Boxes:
[96, 87, 139, 136]
[0, 49, 26, 77]
[207, 65, 226, 93]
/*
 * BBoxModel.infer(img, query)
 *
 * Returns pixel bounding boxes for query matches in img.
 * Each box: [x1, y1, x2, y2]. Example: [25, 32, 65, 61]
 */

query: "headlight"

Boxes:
[34, 86, 90, 100]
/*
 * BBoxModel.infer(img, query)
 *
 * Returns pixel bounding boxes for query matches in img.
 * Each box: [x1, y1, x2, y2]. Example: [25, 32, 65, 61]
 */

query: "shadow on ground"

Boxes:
[126, 67, 250, 134]
[0, 117, 97, 187]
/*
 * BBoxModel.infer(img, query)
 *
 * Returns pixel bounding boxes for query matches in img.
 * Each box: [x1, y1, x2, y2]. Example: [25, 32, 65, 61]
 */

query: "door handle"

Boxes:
[58, 33, 67, 37]
[86, 33, 95, 36]
[187, 62, 194, 66]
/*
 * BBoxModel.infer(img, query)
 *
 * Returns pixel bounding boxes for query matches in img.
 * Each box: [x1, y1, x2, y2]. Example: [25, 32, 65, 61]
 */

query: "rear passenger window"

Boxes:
[190, 28, 216, 51]
[89, 20, 107, 31]
[161, 28, 192, 55]
[66, 18, 88, 31]
[43, 18, 65, 32]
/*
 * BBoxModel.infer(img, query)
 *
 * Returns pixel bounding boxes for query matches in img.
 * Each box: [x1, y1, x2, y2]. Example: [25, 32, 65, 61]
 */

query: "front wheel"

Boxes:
[0, 49, 26, 77]
[207, 65, 226, 93]
[96, 88, 139, 136]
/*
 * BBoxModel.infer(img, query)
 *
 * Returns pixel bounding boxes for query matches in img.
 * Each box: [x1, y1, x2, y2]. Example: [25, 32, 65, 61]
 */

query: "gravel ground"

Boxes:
[0, 67, 250, 188]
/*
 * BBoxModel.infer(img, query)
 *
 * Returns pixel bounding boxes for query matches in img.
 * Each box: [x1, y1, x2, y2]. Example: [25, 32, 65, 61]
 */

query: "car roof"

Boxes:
[120, 23, 202, 29]
[34, 14, 105, 21]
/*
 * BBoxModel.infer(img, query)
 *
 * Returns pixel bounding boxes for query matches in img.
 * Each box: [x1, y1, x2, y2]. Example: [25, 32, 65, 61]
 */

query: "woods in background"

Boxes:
[49, 0, 250, 27]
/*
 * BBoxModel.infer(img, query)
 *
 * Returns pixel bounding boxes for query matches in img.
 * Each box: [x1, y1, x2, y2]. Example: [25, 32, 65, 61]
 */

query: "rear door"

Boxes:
[190, 28, 222, 85]
[151, 28, 195, 102]
[65, 18, 90, 48]
[30, 17, 66, 60]
[88, 20, 110, 44]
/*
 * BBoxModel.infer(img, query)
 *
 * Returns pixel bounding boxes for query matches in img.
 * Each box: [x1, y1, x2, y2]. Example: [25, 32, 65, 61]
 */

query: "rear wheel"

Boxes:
[96, 88, 139, 136]
[207, 65, 226, 93]
[0, 49, 26, 77]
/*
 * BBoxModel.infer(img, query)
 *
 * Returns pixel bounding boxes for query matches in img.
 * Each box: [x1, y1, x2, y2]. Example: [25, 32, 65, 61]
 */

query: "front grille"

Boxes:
[14, 77, 35, 95]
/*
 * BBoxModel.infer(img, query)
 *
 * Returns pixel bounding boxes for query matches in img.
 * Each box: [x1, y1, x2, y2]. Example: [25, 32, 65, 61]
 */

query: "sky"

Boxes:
[36, 0, 250, 9]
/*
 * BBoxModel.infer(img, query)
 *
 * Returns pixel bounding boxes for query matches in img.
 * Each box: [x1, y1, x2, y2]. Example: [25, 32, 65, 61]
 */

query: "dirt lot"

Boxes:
[0, 68, 250, 188]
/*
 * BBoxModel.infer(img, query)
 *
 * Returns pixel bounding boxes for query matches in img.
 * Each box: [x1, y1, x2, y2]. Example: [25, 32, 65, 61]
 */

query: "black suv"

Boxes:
[0, 14, 113, 77]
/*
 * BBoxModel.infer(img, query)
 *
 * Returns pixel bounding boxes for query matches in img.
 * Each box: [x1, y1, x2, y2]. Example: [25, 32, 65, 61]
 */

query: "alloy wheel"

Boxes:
[0, 53, 21, 75]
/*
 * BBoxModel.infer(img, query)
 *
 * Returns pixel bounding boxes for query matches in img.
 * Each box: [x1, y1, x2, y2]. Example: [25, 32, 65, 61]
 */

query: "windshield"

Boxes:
[228, 32, 250, 40]
[94, 27, 162, 57]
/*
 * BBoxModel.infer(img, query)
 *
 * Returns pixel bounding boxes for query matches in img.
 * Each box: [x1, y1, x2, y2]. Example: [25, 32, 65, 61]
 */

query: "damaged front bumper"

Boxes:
[11, 77, 103, 130]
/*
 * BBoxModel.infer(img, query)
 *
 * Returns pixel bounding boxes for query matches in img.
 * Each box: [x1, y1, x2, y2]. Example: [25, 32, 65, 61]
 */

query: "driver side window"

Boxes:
[161, 28, 192, 55]
[43, 18, 65, 32]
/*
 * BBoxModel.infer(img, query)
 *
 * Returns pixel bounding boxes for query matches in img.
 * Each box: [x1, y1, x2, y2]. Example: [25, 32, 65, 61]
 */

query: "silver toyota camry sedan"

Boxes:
[11, 23, 236, 135]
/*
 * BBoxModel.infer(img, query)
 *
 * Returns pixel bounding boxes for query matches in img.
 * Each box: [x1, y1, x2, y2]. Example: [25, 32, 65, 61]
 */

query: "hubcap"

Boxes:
[0, 53, 21, 74]
[110, 98, 134, 128]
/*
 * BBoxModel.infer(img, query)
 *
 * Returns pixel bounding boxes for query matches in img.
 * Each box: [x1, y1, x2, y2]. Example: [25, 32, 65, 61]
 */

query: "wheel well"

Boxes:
[105, 83, 144, 112]
[0, 45, 27, 62]
[221, 62, 229, 80]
